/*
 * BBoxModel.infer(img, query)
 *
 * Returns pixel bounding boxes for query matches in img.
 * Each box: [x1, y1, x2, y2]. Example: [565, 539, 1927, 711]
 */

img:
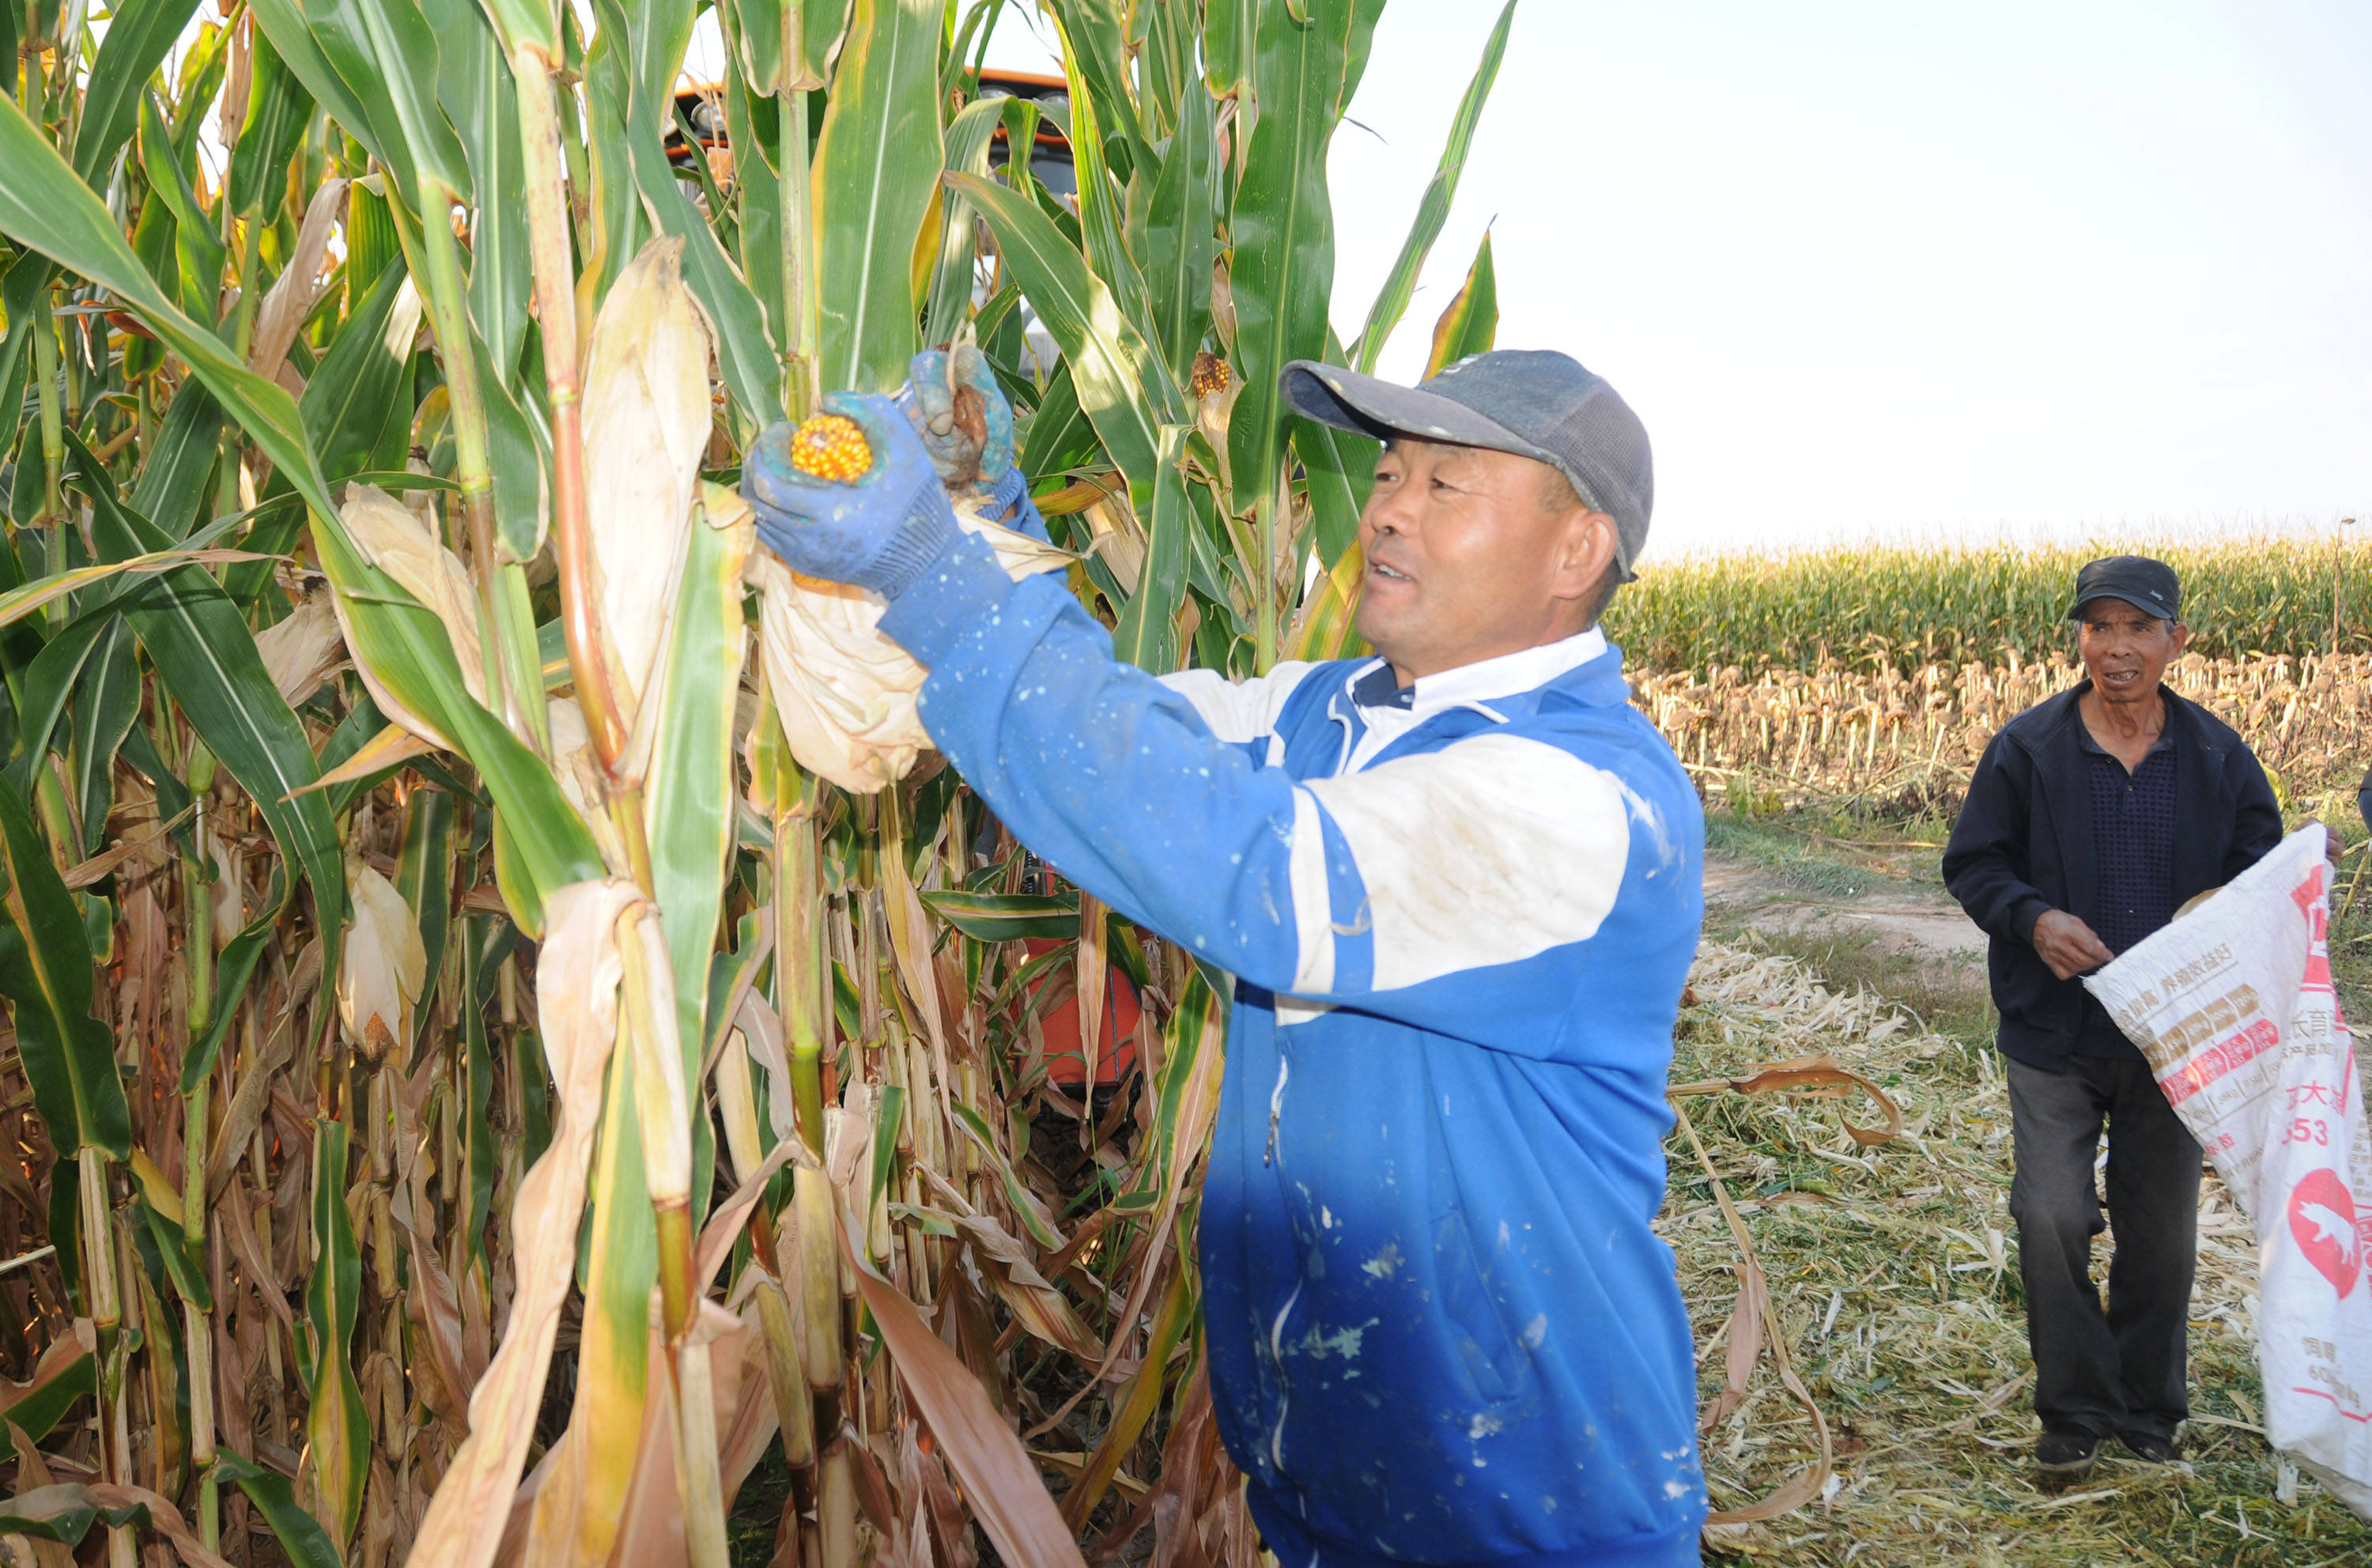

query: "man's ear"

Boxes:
[1550, 510, 1620, 603]
[2169, 621, 2190, 656]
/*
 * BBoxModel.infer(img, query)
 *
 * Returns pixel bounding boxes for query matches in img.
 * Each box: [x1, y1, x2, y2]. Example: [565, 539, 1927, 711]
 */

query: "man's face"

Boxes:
[2075, 596, 2187, 707]
[1353, 439, 1612, 682]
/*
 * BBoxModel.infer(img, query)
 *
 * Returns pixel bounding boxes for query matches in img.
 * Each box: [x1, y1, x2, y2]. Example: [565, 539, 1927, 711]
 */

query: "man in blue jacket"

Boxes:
[745, 348, 1709, 1567]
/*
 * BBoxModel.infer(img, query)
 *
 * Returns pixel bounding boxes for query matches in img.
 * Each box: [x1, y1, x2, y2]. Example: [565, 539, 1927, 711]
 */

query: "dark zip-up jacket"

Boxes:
[1941, 682, 2281, 1070]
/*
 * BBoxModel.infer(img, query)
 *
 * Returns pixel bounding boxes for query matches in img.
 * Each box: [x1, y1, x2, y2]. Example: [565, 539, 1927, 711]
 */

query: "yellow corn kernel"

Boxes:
[788, 414, 873, 482]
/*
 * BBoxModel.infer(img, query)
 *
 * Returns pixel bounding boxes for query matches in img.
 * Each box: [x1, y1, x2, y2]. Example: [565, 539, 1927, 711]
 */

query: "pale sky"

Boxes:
[975, 2, 2372, 561]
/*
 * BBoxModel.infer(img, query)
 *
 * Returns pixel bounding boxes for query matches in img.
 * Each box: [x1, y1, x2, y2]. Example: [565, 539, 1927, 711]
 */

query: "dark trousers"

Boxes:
[2005, 1055, 2201, 1441]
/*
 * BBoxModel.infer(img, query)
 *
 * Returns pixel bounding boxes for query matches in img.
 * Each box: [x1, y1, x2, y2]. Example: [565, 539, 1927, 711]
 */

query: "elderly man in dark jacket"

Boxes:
[1943, 556, 2281, 1491]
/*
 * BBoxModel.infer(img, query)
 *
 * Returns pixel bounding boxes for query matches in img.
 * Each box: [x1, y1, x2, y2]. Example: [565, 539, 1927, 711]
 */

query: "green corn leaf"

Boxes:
[460, 913, 500, 1256]
[647, 497, 753, 1091]
[919, 887, 1079, 943]
[68, 616, 140, 856]
[429, 0, 534, 373]
[0, 90, 341, 523]
[212, 1452, 345, 1568]
[1051, 9, 1161, 365]
[575, 16, 649, 308]
[73, 0, 204, 187]
[130, 382, 226, 539]
[1202, 0, 1260, 98]
[922, 94, 1008, 348]
[301, 256, 423, 485]
[1349, 0, 1513, 375]
[396, 786, 456, 1040]
[468, 0, 560, 58]
[306, 516, 604, 909]
[227, 26, 319, 217]
[247, 2, 393, 184]
[137, 1192, 213, 1311]
[1422, 228, 1497, 377]
[595, 0, 784, 422]
[1040, 0, 1150, 176]
[135, 93, 227, 325]
[0, 769, 130, 1158]
[6, 617, 111, 799]
[1143, 72, 1218, 382]
[74, 457, 347, 995]
[325, 0, 476, 201]
[950, 172, 1168, 489]
[726, 0, 852, 94]
[305, 1120, 369, 1550]
[1226, 0, 1383, 510]
[0, 1327, 96, 1444]
[471, 324, 551, 561]
[812, 0, 944, 394]
[568, 1016, 659, 1558]
[723, 58, 791, 352]
[1112, 425, 1196, 672]
[1017, 365, 1102, 496]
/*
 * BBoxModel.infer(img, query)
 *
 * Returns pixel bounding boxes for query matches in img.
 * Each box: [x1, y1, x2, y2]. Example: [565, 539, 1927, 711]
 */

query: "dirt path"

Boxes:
[1702, 851, 1986, 964]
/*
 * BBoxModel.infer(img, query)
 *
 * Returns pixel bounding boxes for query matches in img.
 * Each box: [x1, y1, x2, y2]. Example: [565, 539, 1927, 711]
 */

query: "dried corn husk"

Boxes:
[399, 879, 640, 1568]
[341, 862, 427, 1064]
[248, 176, 349, 385]
[334, 484, 485, 751]
[581, 236, 715, 734]
[254, 587, 347, 707]
[750, 497, 1069, 793]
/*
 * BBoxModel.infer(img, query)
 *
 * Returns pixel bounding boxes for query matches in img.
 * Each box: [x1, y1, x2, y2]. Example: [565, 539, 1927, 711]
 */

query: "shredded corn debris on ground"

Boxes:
[788, 414, 873, 481]
[1670, 935, 2369, 1564]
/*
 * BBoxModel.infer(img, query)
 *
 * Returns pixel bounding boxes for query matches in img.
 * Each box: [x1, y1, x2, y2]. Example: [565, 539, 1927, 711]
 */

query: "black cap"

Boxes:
[2067, 555, 2181, 622]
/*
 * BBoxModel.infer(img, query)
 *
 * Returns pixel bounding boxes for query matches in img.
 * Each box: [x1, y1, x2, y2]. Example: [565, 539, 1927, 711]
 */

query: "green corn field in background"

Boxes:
[0, 1, 1521, 1564]
[1607, 535, 2372, 678]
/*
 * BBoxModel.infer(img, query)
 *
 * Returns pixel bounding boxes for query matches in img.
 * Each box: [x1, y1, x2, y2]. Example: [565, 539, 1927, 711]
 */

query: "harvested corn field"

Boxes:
[1669, 935, 2372, 1566]
[1633, 652, 2372, 813]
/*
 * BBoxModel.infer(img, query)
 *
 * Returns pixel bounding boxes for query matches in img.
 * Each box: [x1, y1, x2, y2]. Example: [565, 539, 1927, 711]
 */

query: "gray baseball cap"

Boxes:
[1279, 349, 1653, 580]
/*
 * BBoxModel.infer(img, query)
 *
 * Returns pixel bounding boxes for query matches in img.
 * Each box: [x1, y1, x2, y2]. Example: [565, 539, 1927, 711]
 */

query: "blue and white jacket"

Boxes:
[879, 529, 1709, 1568]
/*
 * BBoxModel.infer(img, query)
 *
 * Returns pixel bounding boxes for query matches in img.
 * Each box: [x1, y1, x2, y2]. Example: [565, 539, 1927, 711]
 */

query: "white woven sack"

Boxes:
[2086, 826, 2372, 1518]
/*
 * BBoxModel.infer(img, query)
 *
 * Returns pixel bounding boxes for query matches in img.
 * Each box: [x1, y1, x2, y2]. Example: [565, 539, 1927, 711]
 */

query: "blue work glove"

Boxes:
[900, 344, 1013, 489]
[899, 346, 1051, 542]
[742, 393, 959, 598]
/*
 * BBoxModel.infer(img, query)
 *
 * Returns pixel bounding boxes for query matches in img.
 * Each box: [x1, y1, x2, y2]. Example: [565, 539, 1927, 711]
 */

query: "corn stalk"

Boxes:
[0, 2, 1516, 1562]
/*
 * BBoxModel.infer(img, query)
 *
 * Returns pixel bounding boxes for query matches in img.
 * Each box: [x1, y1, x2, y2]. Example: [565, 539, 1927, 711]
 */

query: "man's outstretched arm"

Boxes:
[746, 390, 1638, 1007]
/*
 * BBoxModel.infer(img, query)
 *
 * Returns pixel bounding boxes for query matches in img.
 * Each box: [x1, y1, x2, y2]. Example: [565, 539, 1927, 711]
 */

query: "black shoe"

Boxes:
[2116, 1428, 2181, 1464]
[2035, 1428, 2100, 1491]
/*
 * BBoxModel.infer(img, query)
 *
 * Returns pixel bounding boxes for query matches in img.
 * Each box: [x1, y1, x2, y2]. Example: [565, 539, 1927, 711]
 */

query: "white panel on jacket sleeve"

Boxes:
[1286, 788, 1335, 994]
[1305, 733, 1630, 991]
[1158, 661, 1317, 744]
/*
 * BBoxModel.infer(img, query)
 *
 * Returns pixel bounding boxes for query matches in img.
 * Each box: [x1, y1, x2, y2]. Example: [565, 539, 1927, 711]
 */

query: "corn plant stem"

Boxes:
[776, 78, 818, 420]
[32, 281, 62, 537]
[777, 814, 825, 1155]
[412, 176, 527, 739]
[512, 44, 632, 776]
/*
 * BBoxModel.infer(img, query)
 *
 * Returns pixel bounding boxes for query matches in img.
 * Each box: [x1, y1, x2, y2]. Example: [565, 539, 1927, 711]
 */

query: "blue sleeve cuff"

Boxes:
[986, 467, 1051, 542]
[876, 526, 1017, 668]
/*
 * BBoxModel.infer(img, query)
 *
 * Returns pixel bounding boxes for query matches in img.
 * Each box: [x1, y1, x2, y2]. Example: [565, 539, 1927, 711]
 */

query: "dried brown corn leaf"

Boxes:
[252, 587, 347, 708]
[335, 484, 484, 749]
[401, 878, 640, 1568]
[340, 861, 426, 1064]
